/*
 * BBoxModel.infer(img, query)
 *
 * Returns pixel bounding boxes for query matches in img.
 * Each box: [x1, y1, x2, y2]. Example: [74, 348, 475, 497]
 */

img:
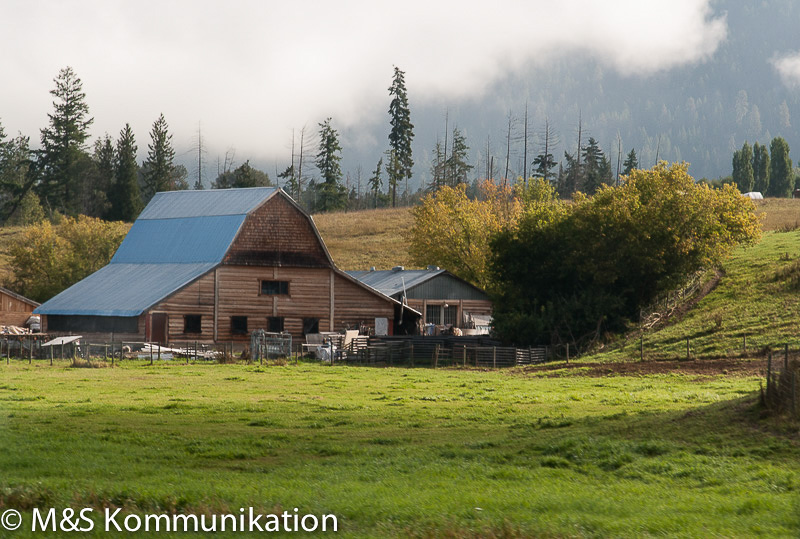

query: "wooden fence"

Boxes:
[763, 347, 799, 418]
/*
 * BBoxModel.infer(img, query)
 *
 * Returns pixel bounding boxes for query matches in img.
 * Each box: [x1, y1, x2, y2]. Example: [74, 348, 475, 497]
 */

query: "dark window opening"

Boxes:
[426, 305, 441, 325]
[184, 315, 202, 334]
[302, 317, 319, 335]
[267, 316, 284, 333]
[261, 280, 289, 295]
[231, 316, 248, 335]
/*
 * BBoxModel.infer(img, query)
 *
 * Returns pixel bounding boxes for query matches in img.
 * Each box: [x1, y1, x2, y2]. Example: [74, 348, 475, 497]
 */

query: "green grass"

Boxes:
[1, 361, 798, 537]
[595, 229, 800, 362]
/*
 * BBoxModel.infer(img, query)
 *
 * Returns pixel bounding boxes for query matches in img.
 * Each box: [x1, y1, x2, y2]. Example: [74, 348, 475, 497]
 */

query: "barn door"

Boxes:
[151, 313, 168, 344]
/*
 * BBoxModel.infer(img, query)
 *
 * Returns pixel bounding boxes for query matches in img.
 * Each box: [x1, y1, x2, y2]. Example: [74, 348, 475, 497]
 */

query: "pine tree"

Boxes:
[767, 137, 793, 198]
[533, 118, 559, 183]
[315, 118, 346, 212]
[0, 130, 41, 224]
[142, 113, 176, 202]
[446, 128, 472, 187]
[622, 149, 638, 176]
[387, 67, 414, 207]
[38, 66, 94, 215]
[369, 157, 383, 208]
[752, 142, 770, 194]
[278, 164, 298, 200]
[732, 141, 754, 192]
[582, 137, 604, 195]
[111, 124, 142, 221]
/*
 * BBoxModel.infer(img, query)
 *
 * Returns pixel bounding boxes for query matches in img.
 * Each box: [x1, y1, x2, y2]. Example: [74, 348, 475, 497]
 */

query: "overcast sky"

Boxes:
[1, 0, 728, 173]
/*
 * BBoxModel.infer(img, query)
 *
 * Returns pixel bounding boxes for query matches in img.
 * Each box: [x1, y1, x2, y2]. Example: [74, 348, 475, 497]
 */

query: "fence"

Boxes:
[339, 336, 550, 368]
[250, 330, 292, 362]
[763, 346, 799, 418]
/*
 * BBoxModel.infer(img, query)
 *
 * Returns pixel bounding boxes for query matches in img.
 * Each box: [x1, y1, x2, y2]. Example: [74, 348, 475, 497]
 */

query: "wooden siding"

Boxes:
[148, 266, 395, 342]
[0, 289, 37, 327]
[224, 193, 330, 268]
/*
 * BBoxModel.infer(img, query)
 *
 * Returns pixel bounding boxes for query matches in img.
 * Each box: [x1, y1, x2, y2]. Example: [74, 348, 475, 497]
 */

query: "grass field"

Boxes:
[1, 360, 798, 537]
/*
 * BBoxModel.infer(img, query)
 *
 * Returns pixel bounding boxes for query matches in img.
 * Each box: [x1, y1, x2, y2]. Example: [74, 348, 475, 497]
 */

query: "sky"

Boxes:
[1, 0, 729, 181]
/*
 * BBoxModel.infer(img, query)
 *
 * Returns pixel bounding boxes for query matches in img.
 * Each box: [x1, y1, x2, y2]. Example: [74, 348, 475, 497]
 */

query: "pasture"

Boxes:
[0, 360, 797, 537]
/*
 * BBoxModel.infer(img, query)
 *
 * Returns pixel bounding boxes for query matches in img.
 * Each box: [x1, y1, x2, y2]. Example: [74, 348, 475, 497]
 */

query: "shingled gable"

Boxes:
[36, 187, 410, 341]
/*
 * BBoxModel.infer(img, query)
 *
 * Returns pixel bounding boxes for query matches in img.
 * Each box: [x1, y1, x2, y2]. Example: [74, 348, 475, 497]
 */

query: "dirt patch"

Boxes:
[515, 357, 767, 378]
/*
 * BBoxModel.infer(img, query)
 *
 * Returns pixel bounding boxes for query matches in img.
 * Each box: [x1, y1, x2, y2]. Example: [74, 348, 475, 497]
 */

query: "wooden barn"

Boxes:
[347, 267, 492, 333]
[36, 187, 416, 343]
[0, 287, 39, 328]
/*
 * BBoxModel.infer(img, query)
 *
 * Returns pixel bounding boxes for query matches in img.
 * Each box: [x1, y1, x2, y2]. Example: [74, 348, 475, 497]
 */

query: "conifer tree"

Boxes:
[111, 124, 142, 221]
[315, 118, 346, 211]
[387, 67, 414, 206]
[369, 157, 383, 208]
[142, 113, 176, 202]
[622, 149, 638, 176]
[38, 67, 94, 214]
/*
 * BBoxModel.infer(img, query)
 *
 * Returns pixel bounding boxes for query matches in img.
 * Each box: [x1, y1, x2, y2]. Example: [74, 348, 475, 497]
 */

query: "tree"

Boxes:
[0, 130, 41, 224]
[110, 124, 142, 221]
[38, 66, 94, 215]
[93, 135, 115, 220]
[278, 164, 298, 200]
[387, 66, 414, 207]
[581, 137, 606, 195]
[622, 149, 638, 176]
[752, 142, 770, 194]
[212, 160, 271, 189]
[314, 118, 346, 212]
[8, 216, 129, 302]
[532, 124, 558, 184]
[491, 163, 761, 349]
[142, 113, 176, 202]
[768, 137, 793, 197]
[368, 157, 383, 208]
[732, 141, 754, 192]
[409, 180, 524, 289]
[446, 127, 472, 187]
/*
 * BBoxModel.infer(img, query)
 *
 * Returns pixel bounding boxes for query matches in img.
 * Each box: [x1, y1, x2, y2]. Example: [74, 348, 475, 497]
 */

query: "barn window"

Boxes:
[231, 316, 248, 335]
[267, 316, 284, 332]
[184, 315, 202, 334]
[261, 280, 289, 295]
[426, 305, 441, 325]
[302, 317, 319, 335]
[444, 305, 458, 326]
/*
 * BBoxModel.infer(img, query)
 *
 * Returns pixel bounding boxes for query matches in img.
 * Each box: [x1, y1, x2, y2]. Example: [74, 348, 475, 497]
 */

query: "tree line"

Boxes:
[730, 137, 794, 197]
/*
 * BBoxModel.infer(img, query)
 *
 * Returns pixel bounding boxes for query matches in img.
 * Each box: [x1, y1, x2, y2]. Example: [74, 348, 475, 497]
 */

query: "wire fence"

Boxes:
[763, 347, 800, 418]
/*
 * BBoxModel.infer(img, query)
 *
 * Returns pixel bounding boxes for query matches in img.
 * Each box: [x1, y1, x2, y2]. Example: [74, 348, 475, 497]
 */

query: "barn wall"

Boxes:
[224, 194, 330, 268]
[0, 290, 37, 327]
[407, 298, 493, 328]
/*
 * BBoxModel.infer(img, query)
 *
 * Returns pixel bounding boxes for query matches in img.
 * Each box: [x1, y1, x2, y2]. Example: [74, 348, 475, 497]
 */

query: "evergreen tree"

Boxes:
[767, 137, 793, 198]
[142, 113, 176, 202]
[369, 157, 383, 208]
[0, 131, 41, 224]
[732, 141, 754, 192]
[532, 150, 557, 182]
[111, 124, 142, 221]
[622, 149, 638, 176]
[559, 151, 581, 196]
[93, 135, 115, 220]
[38, 66, 94, 215]
[387, 67, 414, 207]
[213, 160, 271, 189]
[277, 164, 298, 200]
[429, 140, 446, 191]
[582, 137, 604, 195]
[314, 118, 346, 212]
[446, 128, 472, 187]
[752, 142, 770, 194]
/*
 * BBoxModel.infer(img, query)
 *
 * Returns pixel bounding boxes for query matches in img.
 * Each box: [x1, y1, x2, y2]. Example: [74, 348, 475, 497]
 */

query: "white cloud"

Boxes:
[0, 0, 726, 164]
[772, 52, 800, 87]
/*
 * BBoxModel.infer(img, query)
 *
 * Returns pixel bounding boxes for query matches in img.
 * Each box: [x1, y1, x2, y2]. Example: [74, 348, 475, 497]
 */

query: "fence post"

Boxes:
[743, 335, 747, 356]
[767, 352, 772, 403]
[410, 343, 414, 367]
[566, 343, 569, 364]
[49, 343, 53, 366]
[434, 344, 439, 369]
[493, 347, 497, 369]
[157, 343, 161, 362]
[462, 346, 466, 368]
[194, 341, 198, 363]
[686, 337, 690, 360]
[785, 343, 789, 370]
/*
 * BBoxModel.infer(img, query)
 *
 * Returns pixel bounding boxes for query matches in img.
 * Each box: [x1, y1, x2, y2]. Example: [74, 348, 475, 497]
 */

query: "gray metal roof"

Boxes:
[347, 268, 446, 297]
[347, 268, 489, 301]
[139, 187, 276, 219]
[37, 188, 278, 317]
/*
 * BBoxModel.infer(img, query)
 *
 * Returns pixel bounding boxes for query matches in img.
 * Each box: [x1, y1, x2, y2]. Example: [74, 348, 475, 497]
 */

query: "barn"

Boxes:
[0, 287, 39, 328]
[35, 187, 416, 343]
[347, 267, 492, 333]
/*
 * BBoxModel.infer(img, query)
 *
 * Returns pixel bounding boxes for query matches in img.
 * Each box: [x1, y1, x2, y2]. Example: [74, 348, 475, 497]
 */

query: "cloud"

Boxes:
[0, 0, 727, 164]
[772, 52, 800, 87]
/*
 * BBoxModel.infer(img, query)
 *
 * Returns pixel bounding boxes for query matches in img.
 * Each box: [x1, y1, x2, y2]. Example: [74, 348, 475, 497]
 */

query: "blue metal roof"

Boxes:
[111, 215, 246, 264]
[35, 263, 216, 317]
[37, 187, 280, 317]
[138, 187, 276, 219]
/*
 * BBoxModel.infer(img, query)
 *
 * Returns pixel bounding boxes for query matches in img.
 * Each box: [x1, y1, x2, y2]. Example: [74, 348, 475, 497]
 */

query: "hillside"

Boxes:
[596, 228, 800, 361]
[312, 207, 414, 271]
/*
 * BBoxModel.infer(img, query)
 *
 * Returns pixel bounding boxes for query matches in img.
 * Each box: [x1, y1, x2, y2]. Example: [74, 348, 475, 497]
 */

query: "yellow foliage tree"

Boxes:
[408, 180, 524, 289]
[8, 216, 130, 302]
